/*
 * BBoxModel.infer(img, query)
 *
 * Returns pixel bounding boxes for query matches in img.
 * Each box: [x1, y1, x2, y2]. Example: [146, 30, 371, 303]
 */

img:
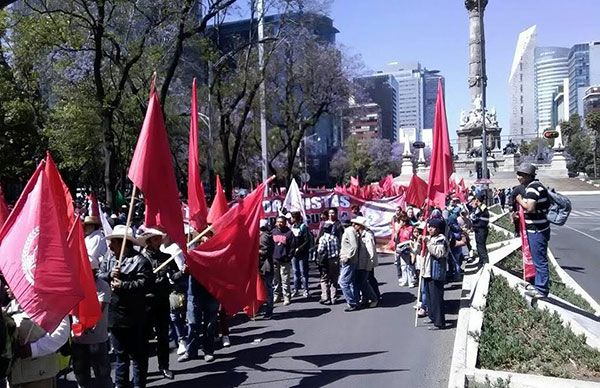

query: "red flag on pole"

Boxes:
[187, 181, 267, 315]
[518, 206, 536, 281]
[44, 154, 101, 335]
[0, 162, 84, 332]
[207, 175, 228, 224]
[128, 87, 186, 250]
[426, 80, 454, 209]
[188, 78, 209, 232]
[406, 174, 428, 208]
[0, 185, 9, 227]
[68, 219, 102, 336]
[350, 176, 360, 187]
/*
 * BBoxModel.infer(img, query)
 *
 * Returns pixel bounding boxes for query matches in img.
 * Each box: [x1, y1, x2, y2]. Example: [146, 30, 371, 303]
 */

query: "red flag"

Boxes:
[0, 185, 9, 227]
[69, 219, 102, 336]
[187, 181, 267, 315]
[88, 192, 100, 217]
[518, 206, 536, 281]
[406, 174, 428, 207]
[0, 162, 84, 332]
[207, 175, 228, 224]
[188, 79, 209, 232]
[426, 80, 454, 209]
[128, 88, 186, 250]
[350, 176, 359, 187]
[44, 154, 101, 334]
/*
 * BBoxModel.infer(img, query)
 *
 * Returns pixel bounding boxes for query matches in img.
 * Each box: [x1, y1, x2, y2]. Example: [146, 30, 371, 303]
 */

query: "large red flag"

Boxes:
[350, 176, 360, 187]
[44, 155, 101, 335]
[187, 181, 267, 315]
[188, 78, 209, 232]
[0, 162, 84, 332]
[0, 185, 9, 227]
[207, 175, 228, 224]
[128, 87, 186, 250]
[426, 80, 454, 209]
[406, 174, 428, 207]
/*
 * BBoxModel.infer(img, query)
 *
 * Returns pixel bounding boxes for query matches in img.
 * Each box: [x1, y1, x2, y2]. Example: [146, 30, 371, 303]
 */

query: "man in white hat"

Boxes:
[138, 227, 181, 380]
[98, 225, 152, 388]
[338, 219, 360, 312]
[352, 216, 378, 308]
[83, 215, 107, 263]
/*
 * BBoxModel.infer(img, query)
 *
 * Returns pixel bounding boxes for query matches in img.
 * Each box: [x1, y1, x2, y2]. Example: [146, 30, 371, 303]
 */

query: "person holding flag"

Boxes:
[98, 225, 152, 388]
[83, 215, 107, 263]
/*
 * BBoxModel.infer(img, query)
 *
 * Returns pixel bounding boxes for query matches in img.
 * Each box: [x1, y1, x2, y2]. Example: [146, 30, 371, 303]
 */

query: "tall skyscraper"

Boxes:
[423, 69, 445, 129]
[354, 74, 399, 141]
[568, 43, 590, 117]
[535, 46, 570, 133]
[378, 61, 444, 140]
[590, 42, 600, 85]
[508, 25, 537, 140]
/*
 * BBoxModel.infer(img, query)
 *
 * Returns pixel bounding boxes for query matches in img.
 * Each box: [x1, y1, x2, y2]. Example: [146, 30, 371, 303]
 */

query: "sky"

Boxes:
[329, 0, 600, 140]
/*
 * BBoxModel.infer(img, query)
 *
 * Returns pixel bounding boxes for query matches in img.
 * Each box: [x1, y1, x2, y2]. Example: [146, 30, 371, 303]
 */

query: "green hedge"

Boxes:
[491, 213, 514, 232]
[477, 275, 600, 379]
[496, 250, 595, 314]
[488, 204, 504, 216]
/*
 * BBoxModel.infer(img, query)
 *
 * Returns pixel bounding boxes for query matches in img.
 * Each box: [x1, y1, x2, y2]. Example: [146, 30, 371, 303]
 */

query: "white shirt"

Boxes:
[30, 316, 70, 358]
[85, 229, 107, 261]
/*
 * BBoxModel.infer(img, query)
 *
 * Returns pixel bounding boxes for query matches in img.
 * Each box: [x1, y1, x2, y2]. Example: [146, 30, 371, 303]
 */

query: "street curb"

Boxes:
[547, 249, 600, 316]
[468, 368, 600, 388]
[560, 191, 600, 195]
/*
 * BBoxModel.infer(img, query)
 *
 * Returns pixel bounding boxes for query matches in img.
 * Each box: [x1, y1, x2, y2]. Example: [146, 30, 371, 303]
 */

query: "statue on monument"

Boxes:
[503, 139, 519, 155]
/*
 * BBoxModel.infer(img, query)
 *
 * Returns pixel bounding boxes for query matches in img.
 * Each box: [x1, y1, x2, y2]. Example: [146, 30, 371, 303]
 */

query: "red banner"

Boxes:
[518, 206, 536, 281]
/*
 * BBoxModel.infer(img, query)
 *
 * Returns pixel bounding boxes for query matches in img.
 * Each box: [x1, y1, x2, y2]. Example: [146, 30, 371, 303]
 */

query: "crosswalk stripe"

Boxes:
[571, 210, 600, 217]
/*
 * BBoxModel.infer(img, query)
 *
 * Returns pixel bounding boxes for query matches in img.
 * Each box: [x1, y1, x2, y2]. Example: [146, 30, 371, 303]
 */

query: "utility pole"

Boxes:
[258, 0, 268, 185]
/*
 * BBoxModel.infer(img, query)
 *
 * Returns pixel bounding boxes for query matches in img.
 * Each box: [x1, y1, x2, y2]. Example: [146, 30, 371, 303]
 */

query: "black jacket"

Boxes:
[259, 230, 274, 275]
[99, 249, 153, 328]
[143, 248, 182, 300]
[272, 227, 295, 263]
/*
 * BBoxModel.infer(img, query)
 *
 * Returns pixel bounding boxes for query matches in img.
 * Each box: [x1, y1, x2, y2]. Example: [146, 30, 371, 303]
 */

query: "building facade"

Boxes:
[423, 70, 445, 129]
[508, 25, 537, 140]
[535, 46, 570, 133]
[353, 74, 399, 142]
[583, 86, 600, 118]
[344, 102, 382, 141]
[568, 43, 590, 117]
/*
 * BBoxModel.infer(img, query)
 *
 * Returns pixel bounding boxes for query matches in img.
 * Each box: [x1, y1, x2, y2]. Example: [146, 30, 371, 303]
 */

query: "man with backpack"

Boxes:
[515, 163, 551, 298]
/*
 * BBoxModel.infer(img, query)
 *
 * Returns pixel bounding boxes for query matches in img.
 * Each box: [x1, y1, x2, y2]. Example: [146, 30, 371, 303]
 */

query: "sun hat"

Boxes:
[83, 215, 102, 226]
[516, 162, 536, 177]
[350, 216, 369, 228]
[136, 226, 166, 244]
[105, 224, 140, 245]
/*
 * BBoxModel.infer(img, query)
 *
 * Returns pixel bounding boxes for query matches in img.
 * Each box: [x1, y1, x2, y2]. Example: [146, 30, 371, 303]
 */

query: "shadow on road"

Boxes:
[231, 329, 295, 346]
[378, 291, 416, 308]
[290, 350, 387, 367]
[273, 307, 331, 320]
[560, 265, 586, 273]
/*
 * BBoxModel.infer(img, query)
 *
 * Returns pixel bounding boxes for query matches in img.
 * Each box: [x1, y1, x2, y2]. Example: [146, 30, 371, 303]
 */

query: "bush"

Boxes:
[487, 227, 512, 245]
[478, 275, 600, 379]
[492, 213, 514, 232]
[488, 204, 504, 216]
[496, 249, 595, 313]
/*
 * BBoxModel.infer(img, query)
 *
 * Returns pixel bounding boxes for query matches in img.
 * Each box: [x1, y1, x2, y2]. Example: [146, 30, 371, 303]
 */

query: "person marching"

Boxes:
[271, 216, 295, 306]
[138, 227, 182, 380]
[316, 221, 340, 305]
[422, 218, 448, 330]
[469, 192, 490, 265]
[99, 225, 153, 388]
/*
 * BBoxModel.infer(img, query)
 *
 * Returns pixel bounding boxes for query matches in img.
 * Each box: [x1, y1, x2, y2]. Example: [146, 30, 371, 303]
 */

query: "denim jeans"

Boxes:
[292, 255, 310, 292]
[448, 248, 463, 278]
[72, 340, 112, 388]
[355, 269, 377, 304]
[186, 278, 219, 357]
[261, 272, 274, 316]
[338, 262, 358, 307]
[111, 326, 148, 388]
[527, 228, 551, 295]
[170, 307, 187, 343]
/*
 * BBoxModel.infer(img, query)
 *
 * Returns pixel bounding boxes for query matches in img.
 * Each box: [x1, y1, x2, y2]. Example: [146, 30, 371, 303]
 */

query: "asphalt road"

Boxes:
[58, 254, 460, 388]
[550, 194, 600, 302]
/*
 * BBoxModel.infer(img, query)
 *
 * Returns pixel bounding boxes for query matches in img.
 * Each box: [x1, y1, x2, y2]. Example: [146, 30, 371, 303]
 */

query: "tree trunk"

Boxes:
[101, 113, 116, 209]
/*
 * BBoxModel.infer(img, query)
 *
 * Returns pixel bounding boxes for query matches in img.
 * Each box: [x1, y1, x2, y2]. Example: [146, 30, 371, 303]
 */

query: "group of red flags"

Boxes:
[0, 78, 267, 334]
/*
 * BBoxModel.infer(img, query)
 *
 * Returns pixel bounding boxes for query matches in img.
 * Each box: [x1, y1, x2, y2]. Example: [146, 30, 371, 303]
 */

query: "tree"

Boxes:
[264, 21, 353, 184]
[7, 0, 238, 207]
[585, 111, 600, 178]
[559, 114, 582, 146]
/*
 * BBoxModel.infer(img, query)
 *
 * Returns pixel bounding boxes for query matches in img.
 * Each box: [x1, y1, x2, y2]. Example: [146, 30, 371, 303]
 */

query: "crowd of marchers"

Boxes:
[0, 162, 554, 388]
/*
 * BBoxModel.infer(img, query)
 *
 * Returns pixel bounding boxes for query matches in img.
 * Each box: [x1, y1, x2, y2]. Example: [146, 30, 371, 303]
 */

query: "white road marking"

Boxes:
[565, 225, 600, 244]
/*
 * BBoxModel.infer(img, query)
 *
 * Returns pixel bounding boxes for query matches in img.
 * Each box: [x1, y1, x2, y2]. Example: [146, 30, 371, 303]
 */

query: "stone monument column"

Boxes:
[465, 0, 488, 104]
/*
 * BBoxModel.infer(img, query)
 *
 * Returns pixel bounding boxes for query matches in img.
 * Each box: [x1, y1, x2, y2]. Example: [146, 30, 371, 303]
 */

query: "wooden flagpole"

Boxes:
[116, 186, 138, 267]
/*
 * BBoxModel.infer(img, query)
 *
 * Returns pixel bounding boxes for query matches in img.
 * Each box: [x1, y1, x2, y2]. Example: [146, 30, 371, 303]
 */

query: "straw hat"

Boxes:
[105, 225, 140, 245]
[350, 216, 369, 228]
[83, 216, 101, 226]
[136, 226, 166, 245]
